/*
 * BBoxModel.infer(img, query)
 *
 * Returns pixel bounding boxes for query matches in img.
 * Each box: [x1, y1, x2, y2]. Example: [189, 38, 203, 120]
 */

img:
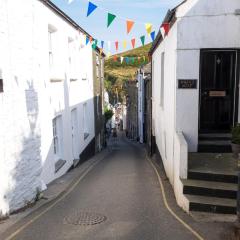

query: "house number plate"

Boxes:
[178, 79, 197, 89]
[209, 91, 226, 97]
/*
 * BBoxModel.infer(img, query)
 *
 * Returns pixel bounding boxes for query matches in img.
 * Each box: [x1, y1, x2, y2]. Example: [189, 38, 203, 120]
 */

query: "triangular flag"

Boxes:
[160, 27, 165, 38]
[125, 57, 129, 64]
[120, 57, 124, 64]
[140, 36, 145, 46]
[161, 22, 170, 36]
[115, 41, 119, 51]
[145, 23, 152, 35]
[101, 41, 104, 49]
[126, 20, 135, 34]
[89, 36, 93, 43]
[131, 38, 136, 49]
[86, 36, 90, 45]
[143, 56, 146, 62]
[107, 13, 116, 28]
[131, 57, 135, 64]
[87, 2, 98, 17]
[123, 40, 127, 50]
[150, 31, 155, 41]
[113, 55, 117, 62]
[92, 39, 98, 49]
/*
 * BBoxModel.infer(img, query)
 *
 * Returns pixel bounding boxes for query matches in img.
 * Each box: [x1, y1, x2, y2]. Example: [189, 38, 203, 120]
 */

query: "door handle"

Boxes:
[202, 91, 208, 96]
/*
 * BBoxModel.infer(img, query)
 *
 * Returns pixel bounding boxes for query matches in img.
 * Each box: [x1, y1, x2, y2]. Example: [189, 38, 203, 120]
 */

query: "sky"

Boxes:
[51, 0, 183, 53]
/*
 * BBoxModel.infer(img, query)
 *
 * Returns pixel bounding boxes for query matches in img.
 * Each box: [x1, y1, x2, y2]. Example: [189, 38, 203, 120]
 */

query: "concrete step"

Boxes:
[188, 169, 237, 184]
[199, 133, 231, 141]
[182, 179, 237, 199]
[185, 194, 236, 214]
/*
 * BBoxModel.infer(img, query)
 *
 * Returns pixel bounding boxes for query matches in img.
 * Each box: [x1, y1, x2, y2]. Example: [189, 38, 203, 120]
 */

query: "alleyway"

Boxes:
[2, 134, 233, 240]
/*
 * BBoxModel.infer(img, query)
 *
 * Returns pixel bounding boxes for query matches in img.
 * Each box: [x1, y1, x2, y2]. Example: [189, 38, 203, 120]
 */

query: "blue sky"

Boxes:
[51, 0, 182, 53]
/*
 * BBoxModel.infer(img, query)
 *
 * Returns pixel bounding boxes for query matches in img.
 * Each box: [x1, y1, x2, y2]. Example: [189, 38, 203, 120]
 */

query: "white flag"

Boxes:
[160, 27, 165, 39]
[121, 57, 124, 64]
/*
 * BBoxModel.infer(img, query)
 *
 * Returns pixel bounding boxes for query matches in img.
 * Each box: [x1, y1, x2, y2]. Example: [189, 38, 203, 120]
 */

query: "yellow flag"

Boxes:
[123, 40, 127, 49]
[107, 52, 111, 59]
[145, 23, 152, 35]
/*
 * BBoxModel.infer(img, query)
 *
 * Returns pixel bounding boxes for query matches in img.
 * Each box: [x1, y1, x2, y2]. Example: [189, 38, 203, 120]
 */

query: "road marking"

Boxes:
[147, 157, 205, 240]
[4, 155, 107, 240]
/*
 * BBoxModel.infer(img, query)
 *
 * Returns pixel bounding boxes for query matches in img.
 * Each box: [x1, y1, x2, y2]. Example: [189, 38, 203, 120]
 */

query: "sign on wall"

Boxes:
[178, 79, 198, 89]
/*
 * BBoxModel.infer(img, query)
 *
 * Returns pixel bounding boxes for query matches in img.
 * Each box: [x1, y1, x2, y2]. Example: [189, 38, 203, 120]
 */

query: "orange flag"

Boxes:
[115, 41, 119, 51]
[126, 20, 135, 34]
[131, 38, 136, 49]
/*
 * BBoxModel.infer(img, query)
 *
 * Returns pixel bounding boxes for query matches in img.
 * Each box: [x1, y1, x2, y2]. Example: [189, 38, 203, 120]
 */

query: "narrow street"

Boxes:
[2, 134, 232, 240]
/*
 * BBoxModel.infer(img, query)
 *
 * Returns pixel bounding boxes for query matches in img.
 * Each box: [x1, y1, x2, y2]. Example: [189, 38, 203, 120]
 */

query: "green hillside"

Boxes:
[105, 43, 151, 104]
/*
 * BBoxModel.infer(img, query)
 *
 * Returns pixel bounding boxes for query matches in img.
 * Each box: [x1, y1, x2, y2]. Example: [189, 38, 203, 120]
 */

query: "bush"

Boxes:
[104, 108, 113, 123]
[231, 123, 240, 144]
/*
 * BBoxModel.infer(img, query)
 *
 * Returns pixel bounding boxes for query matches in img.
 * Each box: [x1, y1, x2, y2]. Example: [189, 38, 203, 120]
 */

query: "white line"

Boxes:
[147, 156, 205, 240]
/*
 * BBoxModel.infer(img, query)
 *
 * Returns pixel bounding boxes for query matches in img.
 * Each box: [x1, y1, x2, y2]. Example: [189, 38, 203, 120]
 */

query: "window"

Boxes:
[0, 79, 3, 93]
[83, 103, 89, 139]
[52, 116, 63, 156]
[160, 52, 165, 108]
[48, 24, 57, 68]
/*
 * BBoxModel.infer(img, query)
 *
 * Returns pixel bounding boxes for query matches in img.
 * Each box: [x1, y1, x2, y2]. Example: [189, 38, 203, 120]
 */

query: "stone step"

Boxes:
[182, 179, 237, 199]
[199, 133, 231, 141]
[185, 194, 236, 214]
[198, 144, 232, 153]
[188, 169, 237, 184]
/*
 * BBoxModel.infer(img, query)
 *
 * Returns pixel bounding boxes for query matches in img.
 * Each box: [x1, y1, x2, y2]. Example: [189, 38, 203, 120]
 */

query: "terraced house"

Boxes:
[150, 0, 240, 216]
[0, 0, 104, 217]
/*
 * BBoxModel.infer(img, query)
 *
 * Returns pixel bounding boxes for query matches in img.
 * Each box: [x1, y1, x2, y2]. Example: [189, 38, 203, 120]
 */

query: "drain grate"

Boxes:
[64, 212, 107, 226]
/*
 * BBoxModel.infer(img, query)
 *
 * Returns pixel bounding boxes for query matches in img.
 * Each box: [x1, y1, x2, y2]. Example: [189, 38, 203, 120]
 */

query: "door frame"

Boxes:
[199, 49, 240, 133]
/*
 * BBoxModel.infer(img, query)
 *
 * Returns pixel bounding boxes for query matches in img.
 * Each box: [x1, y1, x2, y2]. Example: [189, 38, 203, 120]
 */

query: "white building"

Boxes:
[0, 0, 99, 216]
[150, 0, 240, 214]
[137, 68, 144, 143]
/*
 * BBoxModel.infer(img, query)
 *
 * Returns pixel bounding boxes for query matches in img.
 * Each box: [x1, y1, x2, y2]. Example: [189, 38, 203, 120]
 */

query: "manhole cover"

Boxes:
[64, 212, 107, 226]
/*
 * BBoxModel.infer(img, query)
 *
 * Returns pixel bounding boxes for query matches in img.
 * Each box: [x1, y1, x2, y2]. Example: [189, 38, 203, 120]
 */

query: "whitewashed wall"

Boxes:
[176, 0, 240, 152]
[137, 72, 144, 143]
[152, 0, 240, 190]
[0, 0, 95, 215]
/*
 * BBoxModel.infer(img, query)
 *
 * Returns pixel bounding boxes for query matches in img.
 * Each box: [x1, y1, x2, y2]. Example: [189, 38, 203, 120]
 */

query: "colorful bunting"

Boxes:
[145, 23, 152, 35]
[92, 39, 98, 49]
[161, 22, 170, 36]
[101, 40, 104, 49]
[107, 13, 116, 27]
[126, 20, 135, 34]
[150, 31, 156, 41]
[86, 36, 90, 45]
[113, 55, 118, 62]
[89, 36, 93, 43]
[115, 41, 119, 51]
[125, 57, 129, 64]
[140, 35, 145, 46]
[131, 38, 136, 49]
[87, 2, 98, 17]
[121, 57, 124, 64]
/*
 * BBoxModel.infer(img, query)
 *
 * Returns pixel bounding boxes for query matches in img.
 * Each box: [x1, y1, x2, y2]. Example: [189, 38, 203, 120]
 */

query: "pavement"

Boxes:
[0, 133, 236, 240]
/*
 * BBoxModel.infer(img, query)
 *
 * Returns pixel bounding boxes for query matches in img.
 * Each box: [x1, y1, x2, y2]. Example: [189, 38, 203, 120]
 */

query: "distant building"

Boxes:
[126, 81, 138, 140]
[93, 50, 105, 153]
[0, 0, 104, 217]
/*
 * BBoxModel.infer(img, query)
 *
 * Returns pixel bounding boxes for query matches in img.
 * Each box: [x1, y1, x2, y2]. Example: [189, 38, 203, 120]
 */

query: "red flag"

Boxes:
[115, 41, 119, 51]
[161, 22, 170, 36]
[131, 38, 136, 49]
[89, 36, 93, 43]
[113, 55, 118, 62]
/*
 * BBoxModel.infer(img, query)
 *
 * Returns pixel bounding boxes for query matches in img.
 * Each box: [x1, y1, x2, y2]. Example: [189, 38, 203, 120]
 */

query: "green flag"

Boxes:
[140, 36, 145, 46]
[107, 13, 116, 27]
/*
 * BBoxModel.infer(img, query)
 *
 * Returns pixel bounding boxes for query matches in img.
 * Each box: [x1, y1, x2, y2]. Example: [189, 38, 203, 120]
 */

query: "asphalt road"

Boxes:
[2, 134, 233, 240]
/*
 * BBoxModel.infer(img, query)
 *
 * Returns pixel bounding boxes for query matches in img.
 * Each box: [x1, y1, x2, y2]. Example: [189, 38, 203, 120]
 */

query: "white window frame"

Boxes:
[52, 115, 63, 158]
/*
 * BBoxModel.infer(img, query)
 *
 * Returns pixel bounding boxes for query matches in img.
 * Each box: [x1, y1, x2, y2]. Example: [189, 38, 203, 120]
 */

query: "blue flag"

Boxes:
[86, 36, 90, 45]
[101, 41, 104, 49]
[87, 2, 97, 17]
[150, 31, 156, 41]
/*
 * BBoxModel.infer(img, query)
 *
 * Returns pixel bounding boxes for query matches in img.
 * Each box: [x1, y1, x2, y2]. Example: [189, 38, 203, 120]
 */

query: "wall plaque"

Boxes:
[178, 79, 197, 89]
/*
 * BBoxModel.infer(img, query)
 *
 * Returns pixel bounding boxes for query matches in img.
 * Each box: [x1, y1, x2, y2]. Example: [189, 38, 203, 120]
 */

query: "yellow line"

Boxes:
[5, 157, 104, 240]
[147, 157, 205, 240]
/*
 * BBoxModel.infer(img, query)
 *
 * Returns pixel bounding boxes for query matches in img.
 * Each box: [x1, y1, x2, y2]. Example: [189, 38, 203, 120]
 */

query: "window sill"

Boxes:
[84, 133, 90, 140]
[55, 159, 66, 173]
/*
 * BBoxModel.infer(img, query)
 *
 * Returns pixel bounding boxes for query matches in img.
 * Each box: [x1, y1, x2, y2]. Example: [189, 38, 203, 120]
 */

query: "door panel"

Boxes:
[200, 50, 237, 132]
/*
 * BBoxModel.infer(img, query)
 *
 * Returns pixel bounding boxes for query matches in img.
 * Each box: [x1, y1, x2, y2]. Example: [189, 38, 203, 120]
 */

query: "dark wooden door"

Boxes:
[200, 50, 237, 133]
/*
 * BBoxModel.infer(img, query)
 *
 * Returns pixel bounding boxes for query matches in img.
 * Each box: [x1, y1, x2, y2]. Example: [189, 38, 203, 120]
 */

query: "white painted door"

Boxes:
[71, 109, 79, 159]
